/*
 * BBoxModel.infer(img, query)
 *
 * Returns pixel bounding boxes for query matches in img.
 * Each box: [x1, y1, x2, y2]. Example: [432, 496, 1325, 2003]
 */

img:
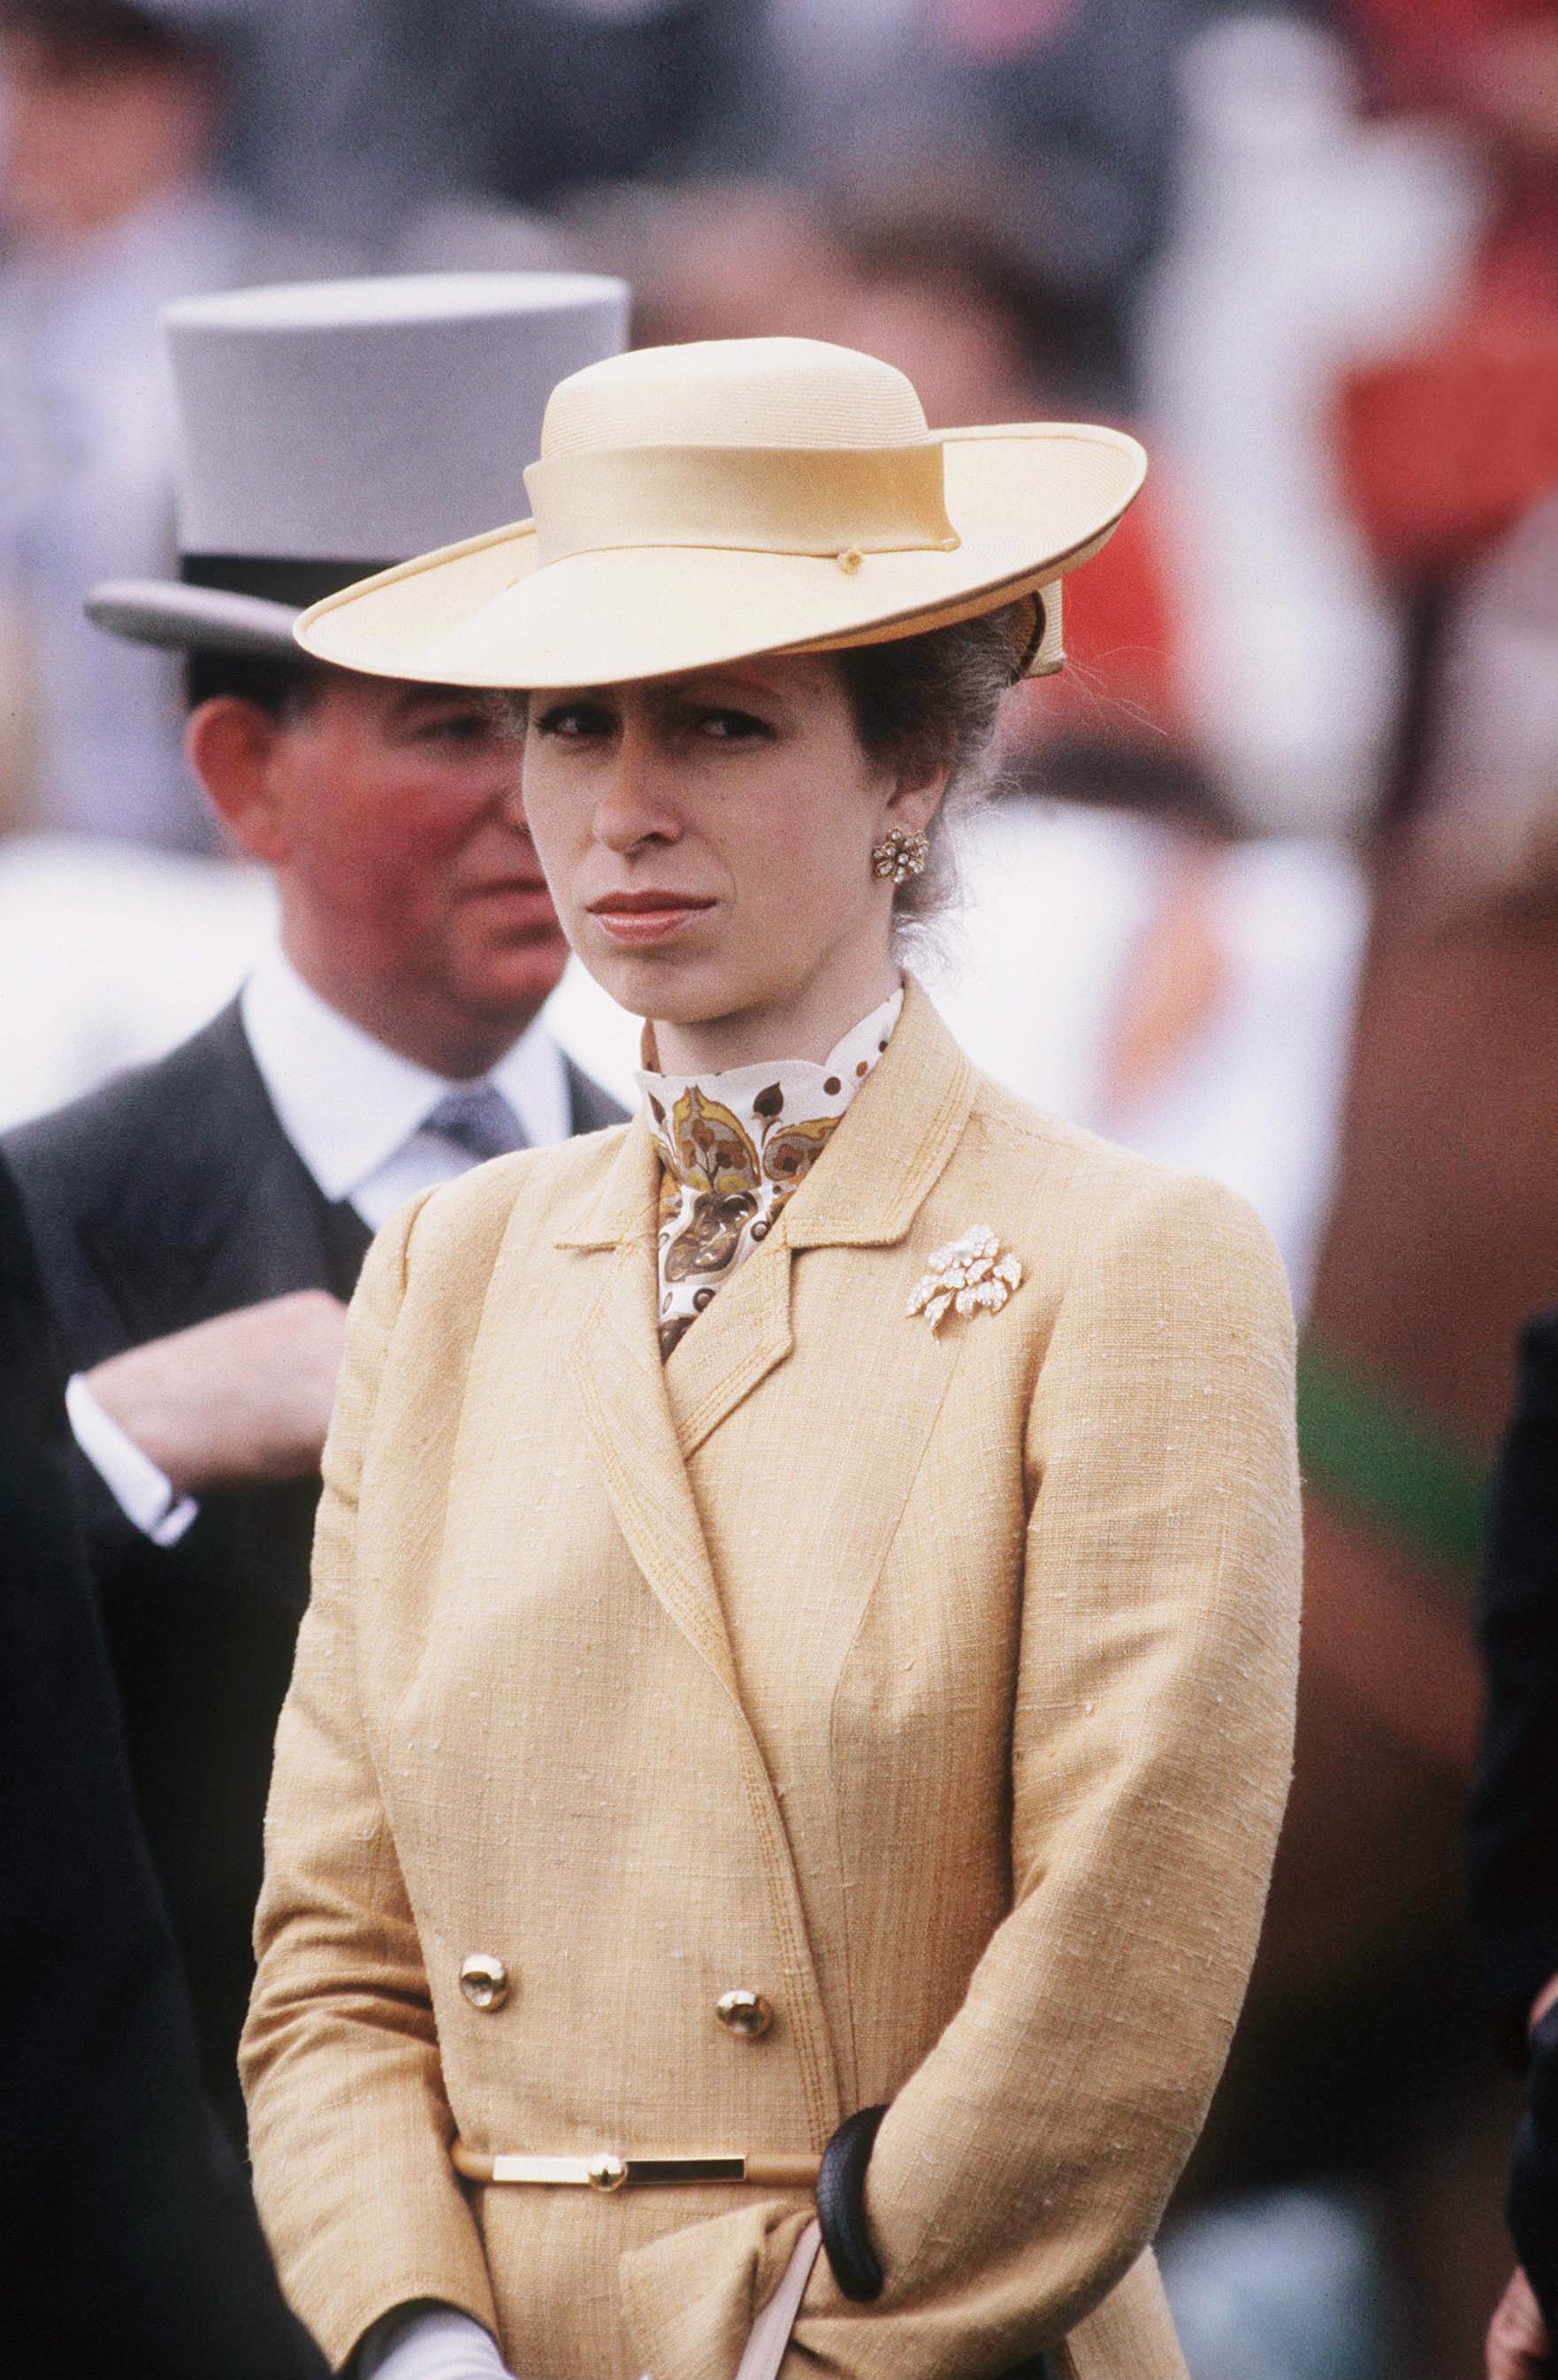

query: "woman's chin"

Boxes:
[574, 939, 742, 1027]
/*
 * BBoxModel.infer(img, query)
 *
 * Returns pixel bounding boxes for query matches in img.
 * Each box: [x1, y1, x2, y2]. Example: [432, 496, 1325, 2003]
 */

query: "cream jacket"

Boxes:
[242, 982, 1301, 2380]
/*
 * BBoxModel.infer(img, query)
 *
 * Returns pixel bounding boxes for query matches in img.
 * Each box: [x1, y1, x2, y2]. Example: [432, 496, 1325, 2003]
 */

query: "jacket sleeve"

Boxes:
[241, 1194, 499, 2371]
[1468, 1307, 1558, 2062]
[791, 1169, 1302, 2376]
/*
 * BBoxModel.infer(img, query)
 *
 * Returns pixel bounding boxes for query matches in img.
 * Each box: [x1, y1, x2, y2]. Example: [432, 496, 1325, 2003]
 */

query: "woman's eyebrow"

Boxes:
[661, 676, 779, 711]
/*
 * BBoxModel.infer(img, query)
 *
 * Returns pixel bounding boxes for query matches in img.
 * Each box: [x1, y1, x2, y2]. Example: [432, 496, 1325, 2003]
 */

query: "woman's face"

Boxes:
[519, 652, 942, 1049]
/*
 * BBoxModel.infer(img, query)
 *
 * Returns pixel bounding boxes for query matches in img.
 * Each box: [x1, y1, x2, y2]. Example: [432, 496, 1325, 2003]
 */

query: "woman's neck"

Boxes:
[650, 950, 902, 1077]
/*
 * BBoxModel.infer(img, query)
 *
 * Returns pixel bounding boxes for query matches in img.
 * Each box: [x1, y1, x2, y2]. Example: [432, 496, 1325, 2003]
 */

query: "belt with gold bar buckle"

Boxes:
[452, 2143, 821, 2193]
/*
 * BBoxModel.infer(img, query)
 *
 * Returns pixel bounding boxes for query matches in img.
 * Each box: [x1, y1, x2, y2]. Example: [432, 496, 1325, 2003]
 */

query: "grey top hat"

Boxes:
[88, 270, 630, 660]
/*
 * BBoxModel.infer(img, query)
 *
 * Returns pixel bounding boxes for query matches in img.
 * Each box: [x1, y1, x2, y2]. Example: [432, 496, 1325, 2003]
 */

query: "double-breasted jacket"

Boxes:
[242, 983, 1301, 2380]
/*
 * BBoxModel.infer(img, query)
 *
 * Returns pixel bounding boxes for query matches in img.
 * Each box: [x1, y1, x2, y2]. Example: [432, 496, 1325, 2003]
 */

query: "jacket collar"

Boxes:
[553, 975, 977, 1255]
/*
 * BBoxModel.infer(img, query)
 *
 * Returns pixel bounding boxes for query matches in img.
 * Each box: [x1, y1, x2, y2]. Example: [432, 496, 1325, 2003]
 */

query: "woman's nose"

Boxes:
[592, 723, 683, 855]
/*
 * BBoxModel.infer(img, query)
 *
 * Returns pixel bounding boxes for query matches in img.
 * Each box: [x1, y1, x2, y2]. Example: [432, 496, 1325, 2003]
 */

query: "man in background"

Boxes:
[5, 271, 629, 2141]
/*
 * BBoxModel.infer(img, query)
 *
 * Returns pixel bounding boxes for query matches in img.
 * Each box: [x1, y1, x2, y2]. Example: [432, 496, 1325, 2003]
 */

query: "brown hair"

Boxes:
[836, 597, 1034, 930]
[184, 646, 324, 722]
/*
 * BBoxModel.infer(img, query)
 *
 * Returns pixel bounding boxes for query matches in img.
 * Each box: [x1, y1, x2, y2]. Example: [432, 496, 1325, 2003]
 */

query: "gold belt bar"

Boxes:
[452, 2143, 821, 2192]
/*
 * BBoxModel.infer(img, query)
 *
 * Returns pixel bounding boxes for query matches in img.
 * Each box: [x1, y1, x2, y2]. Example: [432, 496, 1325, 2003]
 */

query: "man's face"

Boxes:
[253, 675, 570, 1071]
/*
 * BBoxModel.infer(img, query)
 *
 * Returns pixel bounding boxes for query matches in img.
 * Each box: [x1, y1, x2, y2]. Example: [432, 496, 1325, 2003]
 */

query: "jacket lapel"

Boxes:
[79, 1005, 340, 1345]
[561, 1118, 742, 1701]
[563, 1053, 630, 1137]
[661, 1230, 795, 1460]
[779, 977, 979, 1256]
[663, 978, 978, 1456]
[558, 980, 980, 1665]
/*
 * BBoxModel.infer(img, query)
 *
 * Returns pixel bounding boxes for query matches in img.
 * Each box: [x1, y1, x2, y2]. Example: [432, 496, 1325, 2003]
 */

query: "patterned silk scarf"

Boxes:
[638, 988, 904, 1360]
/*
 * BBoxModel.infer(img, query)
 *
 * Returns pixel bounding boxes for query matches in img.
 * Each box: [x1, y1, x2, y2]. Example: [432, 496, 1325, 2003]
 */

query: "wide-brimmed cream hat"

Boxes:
[294, 336, 1147, 690]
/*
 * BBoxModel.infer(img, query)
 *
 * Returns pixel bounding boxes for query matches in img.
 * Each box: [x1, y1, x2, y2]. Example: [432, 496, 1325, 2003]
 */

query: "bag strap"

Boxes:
[733, 2220, 823, 2380]
[722, 2209, 1061, 2380]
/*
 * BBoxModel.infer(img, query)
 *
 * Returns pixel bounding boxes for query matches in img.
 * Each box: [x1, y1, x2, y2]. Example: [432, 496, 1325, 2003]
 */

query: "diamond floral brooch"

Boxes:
[907, 1226, 1024, 1332]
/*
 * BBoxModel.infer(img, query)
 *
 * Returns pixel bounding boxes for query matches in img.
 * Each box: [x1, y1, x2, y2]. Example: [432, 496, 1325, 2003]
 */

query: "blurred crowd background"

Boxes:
[3, 0, 1557, 2373]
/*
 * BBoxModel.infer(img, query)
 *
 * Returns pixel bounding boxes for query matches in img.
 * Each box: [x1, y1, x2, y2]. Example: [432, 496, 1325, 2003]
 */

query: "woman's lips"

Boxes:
[586, 892, 714, 947]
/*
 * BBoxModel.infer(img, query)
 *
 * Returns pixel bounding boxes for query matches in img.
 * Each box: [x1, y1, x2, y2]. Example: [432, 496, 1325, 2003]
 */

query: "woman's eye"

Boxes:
[697, 707, 772, 742]
[534, 701, 614, 740]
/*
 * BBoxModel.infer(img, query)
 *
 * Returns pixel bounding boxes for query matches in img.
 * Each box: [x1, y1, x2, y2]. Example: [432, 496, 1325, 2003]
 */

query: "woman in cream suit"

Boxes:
[242, 338, 1302, 2380]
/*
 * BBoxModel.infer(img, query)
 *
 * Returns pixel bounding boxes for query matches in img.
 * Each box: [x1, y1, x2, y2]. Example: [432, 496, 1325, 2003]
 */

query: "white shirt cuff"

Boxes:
[356, 2305, 511, 2380]
[65, 1373, 199, 1547]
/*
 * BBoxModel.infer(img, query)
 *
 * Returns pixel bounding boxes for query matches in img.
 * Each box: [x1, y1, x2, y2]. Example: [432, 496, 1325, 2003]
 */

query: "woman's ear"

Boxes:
[186, 697, 291, 863]
[883, 749, 951, 840]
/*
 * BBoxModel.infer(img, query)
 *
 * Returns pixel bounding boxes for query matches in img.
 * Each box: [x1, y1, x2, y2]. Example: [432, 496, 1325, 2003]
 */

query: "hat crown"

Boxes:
[165, 271, 630, 564]
[540, 338, 932, 460]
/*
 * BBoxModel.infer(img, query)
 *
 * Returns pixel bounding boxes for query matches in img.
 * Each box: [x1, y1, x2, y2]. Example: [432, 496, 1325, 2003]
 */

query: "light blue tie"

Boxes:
[424, 1081, 527, 1163]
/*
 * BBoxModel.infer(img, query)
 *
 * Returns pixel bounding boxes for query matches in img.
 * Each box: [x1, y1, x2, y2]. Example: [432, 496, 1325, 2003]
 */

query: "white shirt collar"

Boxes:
[634, 987, 905, 1124]
[240, 943, 570, 1205]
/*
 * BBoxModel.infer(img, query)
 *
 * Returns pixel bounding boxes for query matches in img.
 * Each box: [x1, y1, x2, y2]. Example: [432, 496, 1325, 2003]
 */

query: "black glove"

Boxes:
[818, 2103, 888, 2301]
[1510, 2002, 1558, 2336]
[814, 2103, 1058, 2380]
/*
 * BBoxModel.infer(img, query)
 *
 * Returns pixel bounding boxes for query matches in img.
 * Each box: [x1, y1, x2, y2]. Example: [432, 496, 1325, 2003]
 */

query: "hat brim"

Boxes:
[294, 423, 1146, 690]
[86, 580, 302, 657]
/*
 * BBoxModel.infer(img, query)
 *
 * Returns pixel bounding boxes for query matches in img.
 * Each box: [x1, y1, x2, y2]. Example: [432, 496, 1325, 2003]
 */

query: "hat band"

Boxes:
[181, 553, 397, 608]
[524, 442, 960, 568]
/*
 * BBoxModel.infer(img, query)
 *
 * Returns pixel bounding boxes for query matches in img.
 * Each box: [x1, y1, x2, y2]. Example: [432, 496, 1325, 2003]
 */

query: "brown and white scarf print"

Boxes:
[638, 988, 904, 1360]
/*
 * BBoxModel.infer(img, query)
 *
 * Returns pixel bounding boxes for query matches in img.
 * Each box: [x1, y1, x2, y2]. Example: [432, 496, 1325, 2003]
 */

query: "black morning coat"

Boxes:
[4, 1000, 624, 2145]
[0, 1151, 328, 2380]
[1469, 1306, 1558, 2063]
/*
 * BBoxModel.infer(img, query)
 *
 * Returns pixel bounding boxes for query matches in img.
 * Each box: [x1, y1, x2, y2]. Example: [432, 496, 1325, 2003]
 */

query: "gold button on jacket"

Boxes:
[715, 1989, 773, 2039]
[242, 983, 1301, 2380]
[459, 1955, 509, 2013]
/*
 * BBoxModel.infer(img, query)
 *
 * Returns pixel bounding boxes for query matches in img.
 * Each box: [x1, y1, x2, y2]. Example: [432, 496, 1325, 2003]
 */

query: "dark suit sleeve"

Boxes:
[0, 1157, 326, 2380]
[1468, 1308, 1558, 2063]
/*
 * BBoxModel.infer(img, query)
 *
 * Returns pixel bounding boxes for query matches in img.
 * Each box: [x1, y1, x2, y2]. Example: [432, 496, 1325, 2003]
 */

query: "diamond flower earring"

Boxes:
[871, 828, 931, 885]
